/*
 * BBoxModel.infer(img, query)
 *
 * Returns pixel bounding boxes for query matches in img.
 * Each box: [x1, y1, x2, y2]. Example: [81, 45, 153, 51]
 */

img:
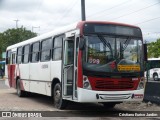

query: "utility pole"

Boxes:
[32, 26, 40, 33]
[81, 0, 86, 21]
[14, 19, 19, 28]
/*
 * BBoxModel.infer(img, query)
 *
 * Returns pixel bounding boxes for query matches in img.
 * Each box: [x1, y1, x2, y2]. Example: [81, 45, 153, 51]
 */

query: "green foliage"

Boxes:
[148, 38, 160, 58]
[0, 27, 37, 59]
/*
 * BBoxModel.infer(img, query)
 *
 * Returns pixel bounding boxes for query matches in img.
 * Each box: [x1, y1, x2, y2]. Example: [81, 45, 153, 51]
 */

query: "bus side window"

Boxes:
[22, 45, 30, 64]
[16, 47, 22, 64]
[41, 38, 52, 62]
[11, 53, 16, 64]
[31, 42, 40, 63]
[53, 35, 63, 61]
[6, 50, 11, 64]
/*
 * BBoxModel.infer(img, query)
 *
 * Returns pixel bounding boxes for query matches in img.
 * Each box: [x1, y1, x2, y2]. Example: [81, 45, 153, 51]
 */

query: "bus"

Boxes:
[145, 58, 160, 81]
[5, 21, 146, 109]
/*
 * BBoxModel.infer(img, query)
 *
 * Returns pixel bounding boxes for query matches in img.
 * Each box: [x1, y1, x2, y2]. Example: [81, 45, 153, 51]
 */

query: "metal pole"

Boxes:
[81, 0, 86, 21]
[32, 26, 40, 33]
[14, 19, 19, 28]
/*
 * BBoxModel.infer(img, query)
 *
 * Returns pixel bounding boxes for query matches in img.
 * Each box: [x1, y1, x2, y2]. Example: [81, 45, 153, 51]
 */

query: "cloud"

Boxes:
[0, 0, 159, 42]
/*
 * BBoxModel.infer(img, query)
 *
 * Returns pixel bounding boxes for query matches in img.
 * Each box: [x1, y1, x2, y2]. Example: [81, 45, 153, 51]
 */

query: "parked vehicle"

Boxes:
[145, 58, 160, 81]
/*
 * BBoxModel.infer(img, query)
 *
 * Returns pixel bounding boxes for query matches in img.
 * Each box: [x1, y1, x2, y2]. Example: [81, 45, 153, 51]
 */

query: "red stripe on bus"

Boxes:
[77, 50, 83, 88]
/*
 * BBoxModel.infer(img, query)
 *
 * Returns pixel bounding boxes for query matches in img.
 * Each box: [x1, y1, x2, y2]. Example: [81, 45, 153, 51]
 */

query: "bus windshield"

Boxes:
[82, 34, 143, 73]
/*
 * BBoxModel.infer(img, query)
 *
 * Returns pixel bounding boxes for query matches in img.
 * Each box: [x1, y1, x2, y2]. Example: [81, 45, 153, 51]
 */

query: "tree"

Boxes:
[0, 27, 37, 60]
[148, 38, 160, 58]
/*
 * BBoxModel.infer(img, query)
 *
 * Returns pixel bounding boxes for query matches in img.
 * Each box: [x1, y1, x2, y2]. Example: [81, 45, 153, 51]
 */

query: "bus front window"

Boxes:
[82, 35, 143, 73]
[117, 37, 142, 65]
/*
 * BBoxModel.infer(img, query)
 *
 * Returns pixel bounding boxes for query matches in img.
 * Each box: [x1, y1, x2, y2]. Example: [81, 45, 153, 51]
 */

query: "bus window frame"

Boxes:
[16, 47, 23, 64]
[40, 38, 52, 62]
[52, 35, 64, 61]
[22, 44, 30, 64]
[30, 41, 40, 63]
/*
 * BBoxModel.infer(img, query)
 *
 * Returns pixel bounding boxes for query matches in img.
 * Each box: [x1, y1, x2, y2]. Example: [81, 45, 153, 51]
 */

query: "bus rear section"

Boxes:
[5, 49, 17, 88]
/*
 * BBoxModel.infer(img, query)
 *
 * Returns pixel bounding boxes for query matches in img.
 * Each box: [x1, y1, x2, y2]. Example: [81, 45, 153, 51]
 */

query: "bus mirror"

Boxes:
[144, 43, 147, 62]
[79, 38, 85, 50]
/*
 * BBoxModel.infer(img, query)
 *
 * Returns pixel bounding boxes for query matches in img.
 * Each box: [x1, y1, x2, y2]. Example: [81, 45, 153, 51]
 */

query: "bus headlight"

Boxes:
[83, 76, 92, 90]
[137, 78, 145, 90]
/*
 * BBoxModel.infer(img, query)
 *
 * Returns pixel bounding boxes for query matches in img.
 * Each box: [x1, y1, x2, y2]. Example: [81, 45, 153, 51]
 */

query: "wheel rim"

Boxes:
[154, 75, 158, 80]
[17, 81, 20, 95]
[54, 88, 61, 105]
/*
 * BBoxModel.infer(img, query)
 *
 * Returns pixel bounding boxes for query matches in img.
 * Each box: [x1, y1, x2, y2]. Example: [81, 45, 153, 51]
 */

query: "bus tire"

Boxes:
[102, 102, 117, 109]
[53, 83, 67, 109]
[153, 73, 159, 81]
[17, 79, 25, 97]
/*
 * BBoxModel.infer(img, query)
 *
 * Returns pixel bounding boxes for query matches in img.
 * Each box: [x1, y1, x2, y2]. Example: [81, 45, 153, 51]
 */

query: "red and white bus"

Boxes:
[5, 21, 146, 109]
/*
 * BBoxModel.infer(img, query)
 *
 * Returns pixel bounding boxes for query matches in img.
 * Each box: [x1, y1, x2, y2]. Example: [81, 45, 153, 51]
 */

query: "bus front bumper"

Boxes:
[77, 88, 144, 103]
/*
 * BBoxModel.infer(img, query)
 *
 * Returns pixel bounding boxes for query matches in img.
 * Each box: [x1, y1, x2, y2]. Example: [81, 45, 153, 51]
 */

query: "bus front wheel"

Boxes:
[53, 83, 67, 109]
[153, 73, 159, 81]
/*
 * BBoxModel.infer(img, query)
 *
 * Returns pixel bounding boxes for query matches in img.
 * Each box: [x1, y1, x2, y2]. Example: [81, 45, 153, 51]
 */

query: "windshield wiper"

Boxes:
[97, 35, 113, 57]
[121, 37, 131, 52]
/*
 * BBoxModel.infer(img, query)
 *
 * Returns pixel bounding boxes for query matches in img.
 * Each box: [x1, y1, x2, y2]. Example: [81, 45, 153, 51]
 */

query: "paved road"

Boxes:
[0, 80, 121, 111]
[0, 80, 8, 89]
[0, 80, 160, 119]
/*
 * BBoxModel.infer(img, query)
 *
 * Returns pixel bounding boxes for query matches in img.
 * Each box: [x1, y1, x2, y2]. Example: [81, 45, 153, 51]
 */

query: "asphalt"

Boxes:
[0, 79, 8, 89]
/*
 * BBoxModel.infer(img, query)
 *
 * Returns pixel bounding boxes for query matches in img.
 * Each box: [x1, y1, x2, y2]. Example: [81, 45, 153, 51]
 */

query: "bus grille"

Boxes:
[95, 80, 134, 90]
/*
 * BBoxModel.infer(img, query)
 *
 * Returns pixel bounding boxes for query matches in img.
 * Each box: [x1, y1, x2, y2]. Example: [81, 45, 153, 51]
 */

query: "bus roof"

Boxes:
[7, 21, 141, 50]
[7, 22, 78, 50]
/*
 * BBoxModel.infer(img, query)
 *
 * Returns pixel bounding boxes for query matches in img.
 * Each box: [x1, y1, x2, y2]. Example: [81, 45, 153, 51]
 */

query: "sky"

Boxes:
[0, 0, 160, 43]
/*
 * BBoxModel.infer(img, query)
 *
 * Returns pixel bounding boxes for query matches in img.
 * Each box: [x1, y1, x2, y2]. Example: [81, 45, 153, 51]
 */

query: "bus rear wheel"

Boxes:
[17, 79, 25, 97]
[53, 83, 67, 109]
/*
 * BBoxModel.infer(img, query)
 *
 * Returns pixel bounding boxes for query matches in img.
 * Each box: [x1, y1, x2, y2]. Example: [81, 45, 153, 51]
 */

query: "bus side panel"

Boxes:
[49, 61, 62, 96]
[19, 64, 30, 91]
[30, 81, 46, 95]
[39, 62, 51, 82]
[50, 61, 62, 81]
[30, 62, 47, 95]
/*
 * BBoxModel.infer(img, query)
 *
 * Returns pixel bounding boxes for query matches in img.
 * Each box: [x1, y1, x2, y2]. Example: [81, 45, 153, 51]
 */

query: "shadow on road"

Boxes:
[10, 91, 124, 112]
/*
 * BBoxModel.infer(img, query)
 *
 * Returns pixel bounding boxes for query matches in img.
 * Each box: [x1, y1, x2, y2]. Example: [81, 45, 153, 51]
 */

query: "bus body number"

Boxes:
[41, 64, 48, 69]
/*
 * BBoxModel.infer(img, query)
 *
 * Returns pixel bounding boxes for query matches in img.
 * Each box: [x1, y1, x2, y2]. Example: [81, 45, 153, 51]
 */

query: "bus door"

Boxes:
[62, 30, 79, 100]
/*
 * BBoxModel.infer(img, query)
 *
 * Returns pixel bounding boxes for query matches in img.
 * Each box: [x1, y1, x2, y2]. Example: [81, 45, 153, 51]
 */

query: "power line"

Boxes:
[87, 0, 130, 19]
[44, 0, 78, 31]
[31, 0, 44, 28]
[109, 1, 160, 21]
[45, 0, 77, 28]
[56, 0, 78, 23]
[135, 16, 160, 25]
